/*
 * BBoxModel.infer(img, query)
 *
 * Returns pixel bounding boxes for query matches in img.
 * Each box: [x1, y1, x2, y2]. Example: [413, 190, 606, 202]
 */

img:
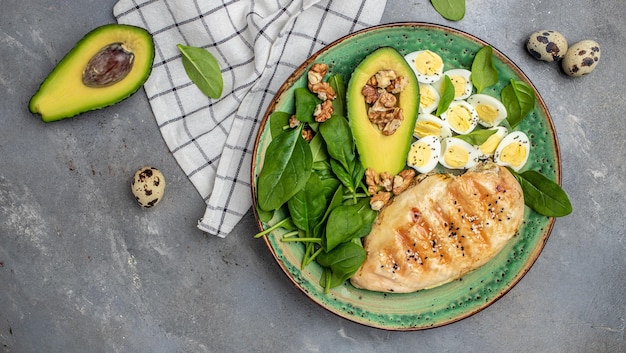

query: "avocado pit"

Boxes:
[82, 43, 135, 88]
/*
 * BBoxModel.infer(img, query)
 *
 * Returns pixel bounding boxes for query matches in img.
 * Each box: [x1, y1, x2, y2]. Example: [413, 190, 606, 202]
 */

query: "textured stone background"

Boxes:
[1, 0, 624, 352]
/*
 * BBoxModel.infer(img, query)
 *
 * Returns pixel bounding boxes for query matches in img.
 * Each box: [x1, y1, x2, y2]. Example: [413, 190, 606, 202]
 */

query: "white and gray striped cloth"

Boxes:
[113, 0, 387, 237]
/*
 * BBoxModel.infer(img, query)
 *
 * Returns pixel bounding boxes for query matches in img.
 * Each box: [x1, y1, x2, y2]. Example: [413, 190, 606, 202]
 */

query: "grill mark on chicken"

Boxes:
[351, 162, 524, 293]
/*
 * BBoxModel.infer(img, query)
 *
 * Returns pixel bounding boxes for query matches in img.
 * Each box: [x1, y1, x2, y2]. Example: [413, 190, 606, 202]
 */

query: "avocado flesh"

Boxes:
[29, 24, 154, 122]
[347, 47, 419, 175]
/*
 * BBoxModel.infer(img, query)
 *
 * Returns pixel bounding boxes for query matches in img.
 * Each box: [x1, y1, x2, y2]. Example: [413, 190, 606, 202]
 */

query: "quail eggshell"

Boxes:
[131, 166, 165, 208]
[562, 40, 601, 77]
[526, 30, 568, 62]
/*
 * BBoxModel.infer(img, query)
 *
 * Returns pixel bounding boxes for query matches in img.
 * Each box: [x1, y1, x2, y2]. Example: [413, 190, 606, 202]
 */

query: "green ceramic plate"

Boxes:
[251, 23, 560, 330]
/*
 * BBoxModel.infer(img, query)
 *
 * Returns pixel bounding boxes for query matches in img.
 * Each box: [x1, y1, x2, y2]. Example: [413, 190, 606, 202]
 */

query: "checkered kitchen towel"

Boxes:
[113, 0, 387, 237]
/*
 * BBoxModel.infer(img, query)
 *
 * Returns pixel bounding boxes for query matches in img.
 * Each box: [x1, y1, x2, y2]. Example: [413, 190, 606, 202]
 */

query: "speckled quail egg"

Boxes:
[418, 83, 440, 114]
[439, 137, 480, 170]
[131, 166, 166, 208]
[562, 40, 601, 77]
[494, 131, 531, 171]
[413, 113, 452, 140]
[407, 135, 441, 174]
[476, 126, 508, 159]
[526, 30, 569, 62]
[404, 50, 444, 84]
[440, 100, 479, 135]
[466, 94, 508, 128]
[432, 69, 473, 100]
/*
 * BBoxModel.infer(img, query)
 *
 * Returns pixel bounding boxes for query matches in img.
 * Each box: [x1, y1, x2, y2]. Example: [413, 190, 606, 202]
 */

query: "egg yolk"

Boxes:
[500, 142, 527, 167]
[475, 103, 499, 125]
[420, 86, 437, 110]
[448, 75, 467, 98]
[413, 121, 441, 138]
[409, 142, 432, 167]
[447, 105, 473, 133]
[479, 133, 503, 156]
[443, 145, 468, 168]
[415, 51, 443, 76]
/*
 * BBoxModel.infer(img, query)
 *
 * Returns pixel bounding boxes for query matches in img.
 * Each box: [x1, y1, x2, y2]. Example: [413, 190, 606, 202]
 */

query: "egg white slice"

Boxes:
[439, 137, 480, 170]
[432, 69, 473, 100]
[404, 50, 444, 84]
[440, 100, 479, 135]
[494, 131, 531, 171]
[476, 126, 508, 159]
[467, 94, 508, 127]
[418, 83, 440, 114]
[413, 114, 452, 140]
[407, 135, 441, 174]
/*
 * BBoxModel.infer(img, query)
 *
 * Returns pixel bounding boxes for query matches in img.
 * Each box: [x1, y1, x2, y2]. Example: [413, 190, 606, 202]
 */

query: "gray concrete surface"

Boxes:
[1, 0, 625, 352]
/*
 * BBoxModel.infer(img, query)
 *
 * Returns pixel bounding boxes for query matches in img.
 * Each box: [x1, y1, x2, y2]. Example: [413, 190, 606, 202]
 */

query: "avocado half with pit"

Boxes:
[29, 24, 154, 122]
[347, 47, 419, 175]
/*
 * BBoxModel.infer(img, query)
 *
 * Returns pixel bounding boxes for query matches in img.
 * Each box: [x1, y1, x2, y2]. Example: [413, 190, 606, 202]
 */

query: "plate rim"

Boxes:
[250, 21, 560, 331]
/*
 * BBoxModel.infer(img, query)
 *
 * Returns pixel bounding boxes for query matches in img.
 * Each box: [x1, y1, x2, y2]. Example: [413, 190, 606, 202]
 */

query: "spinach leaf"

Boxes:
[177, 44, 223, 99]
[324, 204, 364, 251]
[257, 126, 312, 211]
[319, 115, 355, 172]
[330, 159, 355, 193]
[329, 75, 346, 117]
[471, 46, 498, 93]
[269, 111, 291, 138]
[502, 79, 536, 129]
[324, 198, 376, 251]
[511, 169, 572, 217]
[309, 132, 329, 163]
[287, 173, 327, 235]
[317, 241, 366, 290]
[436, 75, 455, 116]
[454, 128, 497, 145]
[431, 0, 466, 21]
[295, 88, 320, 123]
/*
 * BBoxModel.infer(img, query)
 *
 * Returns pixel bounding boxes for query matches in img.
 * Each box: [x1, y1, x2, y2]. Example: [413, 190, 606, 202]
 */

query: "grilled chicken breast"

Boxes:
[351, 162, 524, 293]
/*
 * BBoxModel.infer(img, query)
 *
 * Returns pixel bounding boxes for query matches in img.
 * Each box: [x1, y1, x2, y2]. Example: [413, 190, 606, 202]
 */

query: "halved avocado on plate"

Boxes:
[347, 47, 419, 175]
[29, 24, 154, 122]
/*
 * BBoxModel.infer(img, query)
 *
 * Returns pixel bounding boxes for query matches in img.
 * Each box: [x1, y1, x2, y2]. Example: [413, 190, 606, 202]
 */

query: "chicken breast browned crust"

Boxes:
[350, 162, 524, 293]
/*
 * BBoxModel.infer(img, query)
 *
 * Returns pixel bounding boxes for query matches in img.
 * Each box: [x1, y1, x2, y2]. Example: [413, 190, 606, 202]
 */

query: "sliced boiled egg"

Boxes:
[467, 94, 508, 127]
[432, 69, 473, 100]
[439, 137, 480, 170]
[477, 126, 508, 159]
[440, 100, 479, 135]
[407, 135, 441, 174]
[494, 131, 531, 171]
[404, 50, 444, 84]
[413, 114, 452, 140]
[418, 83, 440, 114]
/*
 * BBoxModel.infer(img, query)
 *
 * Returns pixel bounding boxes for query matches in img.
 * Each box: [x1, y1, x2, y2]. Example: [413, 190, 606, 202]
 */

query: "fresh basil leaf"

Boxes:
[436, 75, 455, 116]
[328, 75, 346, 117]
[511, 169, 572, 217]
[502, 79, 536, 128]
[431, 0, 466, 21]
[454, 128, 497, 145]
[177, 44, 223, 99]
[257, 126, 312, 211]
[295, 88, 320, 123]
[471, 46, 498, 93]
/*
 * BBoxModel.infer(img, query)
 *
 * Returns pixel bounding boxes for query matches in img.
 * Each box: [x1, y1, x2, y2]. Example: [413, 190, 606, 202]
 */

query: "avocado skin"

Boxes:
[347, 47, 419, 175]
[29, 24, 155, 122]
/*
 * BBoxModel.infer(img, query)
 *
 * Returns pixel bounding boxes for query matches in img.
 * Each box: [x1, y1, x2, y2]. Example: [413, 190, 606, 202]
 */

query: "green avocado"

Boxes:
[347, 47, 419, 175]
[29, 24, 154, 122]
